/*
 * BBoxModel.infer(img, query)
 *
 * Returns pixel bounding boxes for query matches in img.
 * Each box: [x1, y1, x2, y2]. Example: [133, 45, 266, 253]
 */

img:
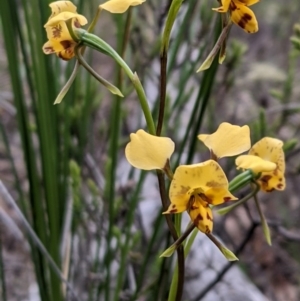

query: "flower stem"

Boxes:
[197, 20, 232, 72]
[79, 30, 156, 135]
[253, 193, 272, 245]
[75, 46, 123, 97]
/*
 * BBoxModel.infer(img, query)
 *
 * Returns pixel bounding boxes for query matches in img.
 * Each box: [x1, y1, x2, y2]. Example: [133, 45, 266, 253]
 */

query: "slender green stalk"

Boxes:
[78, 31, 156, 134]
[253, 194, 272, 245]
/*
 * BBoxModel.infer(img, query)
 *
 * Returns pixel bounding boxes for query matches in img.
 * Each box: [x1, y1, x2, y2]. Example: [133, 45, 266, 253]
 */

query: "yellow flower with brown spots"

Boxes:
[43, 1, 88, 60]
[164, 160, 237, 234]
[236, 137, 286, 192]
[213, 0, 259, 33]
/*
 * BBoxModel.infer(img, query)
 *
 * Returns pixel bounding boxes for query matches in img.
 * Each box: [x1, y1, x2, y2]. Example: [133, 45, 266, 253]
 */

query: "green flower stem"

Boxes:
[184, 227, 198, 257]
[167, 224, 195, 301]
[206, 233, 238, 261]
[197, 20, 232, 72]
[163, 223, 196, 257]
[219, 13, 229, 64]
[253, 193, 272, 245]
[54, 61, 80, 104]
[217, 181, 260, 215]
[78, 30, 156, 135]
[228, 170, 255, 193]
[75, 46, 124, 97]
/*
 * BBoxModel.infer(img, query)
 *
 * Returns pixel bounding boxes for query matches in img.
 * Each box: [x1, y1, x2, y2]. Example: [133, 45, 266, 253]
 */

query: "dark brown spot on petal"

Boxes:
[198, 193, 212, 204]
[238, 13, 253, 31]
[169, 209, 178, 213]
[205, 225, 210, 234]
[52, 24, 62, 38]
[277, 184, 283, 189]
[74, 18, 81, 28]
[43, 46, 55, 53]
[193, 213, 203, 226]
[60, 40, 73, 49]
[206, 212, 213, 221]
[223, 196, 232, 202]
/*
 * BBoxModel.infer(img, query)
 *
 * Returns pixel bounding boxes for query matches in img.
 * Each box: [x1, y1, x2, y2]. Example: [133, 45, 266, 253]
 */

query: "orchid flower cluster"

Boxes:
[125, 123, 286, 258]
[39, 0, 291, 300]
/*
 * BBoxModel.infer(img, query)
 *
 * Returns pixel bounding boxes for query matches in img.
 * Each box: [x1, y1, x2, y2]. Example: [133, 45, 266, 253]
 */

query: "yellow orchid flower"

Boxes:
[164, 160, 237, 234]
[99, 0, 146, 13]
[213, 0, 259, 33]
[42, 1, 88, 60]
[198, 122, 251, 159]
[125, 129, 175, 170]
[236, 137, 286, 192]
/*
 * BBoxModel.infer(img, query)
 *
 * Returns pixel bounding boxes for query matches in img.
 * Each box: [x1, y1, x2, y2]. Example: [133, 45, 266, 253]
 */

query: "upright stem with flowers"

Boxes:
[4, 0, 291, 300]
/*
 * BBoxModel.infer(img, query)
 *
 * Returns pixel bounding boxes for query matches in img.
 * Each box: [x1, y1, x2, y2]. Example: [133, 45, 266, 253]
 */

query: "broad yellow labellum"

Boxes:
[100, 0, 146, 13]
[164, 160, 237, 234]
[125, 129, 174, 170]
[198, 122, 251, 158]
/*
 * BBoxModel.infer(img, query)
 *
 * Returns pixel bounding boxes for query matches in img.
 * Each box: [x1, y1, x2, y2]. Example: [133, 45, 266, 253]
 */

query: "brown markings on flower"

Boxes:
[205, 225, 210, 234]
[74, 18, 81, 28]
[198, 193, 212, 204]
[260, 175, 272, 184]
[238, 13, 253, 32]
[187, 195, 198, 212]
[60, 40, 73, 50]
[277, 183, 284, 190]
[193, 213, 204, 227]
[279, 178, 283, 182]
[206, 212, 213, 221]
[43, 46, 55, 53]
[223, 196, 232, 202]
[206, 180, 220, 188]
[52, 24, 63, 38]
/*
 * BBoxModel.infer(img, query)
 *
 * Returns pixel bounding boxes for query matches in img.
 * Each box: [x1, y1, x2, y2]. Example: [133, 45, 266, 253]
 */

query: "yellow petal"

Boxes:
[249, 137, 284, 170]
[237, 137, 285, 192]
[188, 196, 213, 233]
[169, 160, 230, 207]
[198, 123, 251, 158]
[257, 170, 286, 192]
[42, 37, 76, 60]
[235, 0, 260, 7]
[163, 201, 187, 215]
[100, 0, 145, 13]
[230, 2, 258, 33]
[125, 129, 174, 170]
[49, 1, 77, 18]
[205, 187, 237, 205]
[45, 12, 87, 27]
[236, 155, 277, 173]
[212, 0, 231, 12]
[45, 21, 72, 41]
